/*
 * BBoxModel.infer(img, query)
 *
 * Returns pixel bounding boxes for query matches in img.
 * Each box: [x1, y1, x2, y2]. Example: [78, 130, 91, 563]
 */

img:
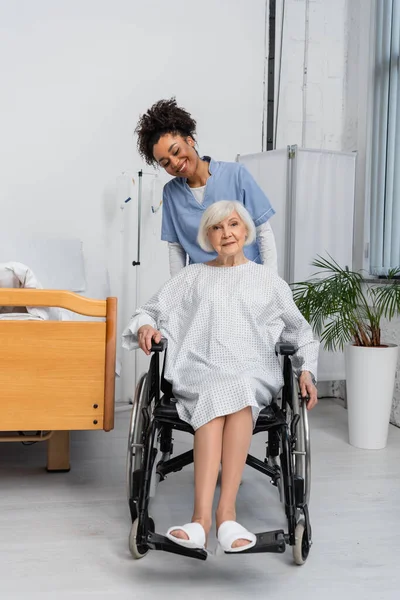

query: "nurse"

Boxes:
[135, 98, 278, 276]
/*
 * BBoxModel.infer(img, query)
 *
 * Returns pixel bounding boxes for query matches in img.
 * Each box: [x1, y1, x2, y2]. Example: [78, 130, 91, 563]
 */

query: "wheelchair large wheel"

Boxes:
[126, 373, 148, 516]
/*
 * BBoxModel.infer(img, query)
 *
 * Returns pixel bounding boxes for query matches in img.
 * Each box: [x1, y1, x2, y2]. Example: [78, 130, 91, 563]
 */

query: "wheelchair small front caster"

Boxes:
[292, 520, 311, 565]
[129, 517, 154, 560]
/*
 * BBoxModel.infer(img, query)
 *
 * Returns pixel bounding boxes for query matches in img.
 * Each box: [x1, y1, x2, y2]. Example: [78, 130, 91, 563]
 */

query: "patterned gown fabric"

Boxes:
[122, 263, 319, 431]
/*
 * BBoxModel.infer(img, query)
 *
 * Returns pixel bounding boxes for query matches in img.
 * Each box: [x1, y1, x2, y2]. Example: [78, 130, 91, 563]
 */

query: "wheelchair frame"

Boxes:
[126, 340, 312, 564]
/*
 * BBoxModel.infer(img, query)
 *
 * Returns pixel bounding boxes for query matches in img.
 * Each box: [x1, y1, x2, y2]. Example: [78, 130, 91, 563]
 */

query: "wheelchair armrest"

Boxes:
[150, 338, 168, 352]
[275, 342, 297, 356]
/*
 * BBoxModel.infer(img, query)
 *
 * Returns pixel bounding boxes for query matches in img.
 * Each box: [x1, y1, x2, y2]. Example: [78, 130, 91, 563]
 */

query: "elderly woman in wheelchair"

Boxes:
[123, 200, 319, 561]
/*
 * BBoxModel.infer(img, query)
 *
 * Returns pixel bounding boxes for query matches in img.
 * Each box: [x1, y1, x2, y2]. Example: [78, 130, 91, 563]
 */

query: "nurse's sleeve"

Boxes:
[122, 271, 186, 350]
[239, 164, 275, 227]
[276, 278, 319, 381]
[256, 221, 278, 272]
[161, 188, 180, 243]
[168, 242, 187, 277]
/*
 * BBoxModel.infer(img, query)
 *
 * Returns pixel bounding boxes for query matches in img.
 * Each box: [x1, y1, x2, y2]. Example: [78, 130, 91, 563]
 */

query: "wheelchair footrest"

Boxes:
[226, 530, 286, 555]
[147, 532, 208, 561]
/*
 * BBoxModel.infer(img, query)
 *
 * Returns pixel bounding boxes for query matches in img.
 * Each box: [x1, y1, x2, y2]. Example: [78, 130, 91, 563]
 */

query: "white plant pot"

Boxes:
[344, 344, 398, 449]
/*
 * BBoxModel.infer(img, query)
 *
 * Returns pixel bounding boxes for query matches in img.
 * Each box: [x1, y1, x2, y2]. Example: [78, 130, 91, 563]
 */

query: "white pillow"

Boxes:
[0, 263, 21, 313]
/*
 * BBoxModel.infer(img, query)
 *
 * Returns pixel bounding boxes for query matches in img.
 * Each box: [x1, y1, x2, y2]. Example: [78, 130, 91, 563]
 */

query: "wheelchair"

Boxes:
[126, 339, 312, 564]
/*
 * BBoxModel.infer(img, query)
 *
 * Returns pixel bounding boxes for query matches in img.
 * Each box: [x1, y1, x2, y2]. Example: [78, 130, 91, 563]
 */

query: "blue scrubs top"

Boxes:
[161, 157, 275, 264]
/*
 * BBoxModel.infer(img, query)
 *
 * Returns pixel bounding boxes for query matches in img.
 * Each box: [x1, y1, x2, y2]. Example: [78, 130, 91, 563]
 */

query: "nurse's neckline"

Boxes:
[187, 156, 212, 188]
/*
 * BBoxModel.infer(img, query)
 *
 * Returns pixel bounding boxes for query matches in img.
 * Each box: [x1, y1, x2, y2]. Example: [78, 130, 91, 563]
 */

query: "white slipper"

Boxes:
[166, 522, 206, 550]
[217, 520, 257, 553]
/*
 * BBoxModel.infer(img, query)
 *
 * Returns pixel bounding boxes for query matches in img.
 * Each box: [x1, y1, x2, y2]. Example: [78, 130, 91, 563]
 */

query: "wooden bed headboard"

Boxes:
[0, 289, 117, 433]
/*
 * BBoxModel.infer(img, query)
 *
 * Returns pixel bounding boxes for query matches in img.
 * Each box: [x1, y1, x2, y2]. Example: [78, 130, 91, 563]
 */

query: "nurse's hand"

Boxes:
[137, 325, 162, 355]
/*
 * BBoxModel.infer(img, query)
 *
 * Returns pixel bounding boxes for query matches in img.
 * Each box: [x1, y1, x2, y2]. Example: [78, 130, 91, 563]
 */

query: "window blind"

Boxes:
[370, 0, 400, 274]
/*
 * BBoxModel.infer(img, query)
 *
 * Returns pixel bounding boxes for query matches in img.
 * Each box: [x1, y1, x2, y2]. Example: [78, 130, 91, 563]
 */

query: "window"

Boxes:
[370, 0, 400, 274]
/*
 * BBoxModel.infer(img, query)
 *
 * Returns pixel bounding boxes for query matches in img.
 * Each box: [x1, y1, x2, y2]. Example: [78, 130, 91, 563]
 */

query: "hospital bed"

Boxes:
[0, 288, 117, 472]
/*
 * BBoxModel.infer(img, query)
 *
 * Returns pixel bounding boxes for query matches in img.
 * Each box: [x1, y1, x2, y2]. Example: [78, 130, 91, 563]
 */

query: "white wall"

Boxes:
[273, 0, 374, 152]
[274, 0, 348, 150]
[383, 319, 400, 427]
[0, 0, 267, 401]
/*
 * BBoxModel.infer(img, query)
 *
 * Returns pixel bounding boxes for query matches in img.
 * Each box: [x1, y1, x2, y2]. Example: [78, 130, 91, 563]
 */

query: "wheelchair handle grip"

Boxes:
[150, 338, 168, 353]
[275, 342, 297, 356]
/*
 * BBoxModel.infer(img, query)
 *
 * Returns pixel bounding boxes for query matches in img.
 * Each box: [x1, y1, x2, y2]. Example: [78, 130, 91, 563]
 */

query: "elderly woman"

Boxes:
[122, 200, 319, 554]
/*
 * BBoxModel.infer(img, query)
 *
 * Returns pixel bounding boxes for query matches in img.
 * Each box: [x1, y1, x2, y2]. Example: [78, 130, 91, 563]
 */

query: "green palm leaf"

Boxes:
[291, 255, 400, 350]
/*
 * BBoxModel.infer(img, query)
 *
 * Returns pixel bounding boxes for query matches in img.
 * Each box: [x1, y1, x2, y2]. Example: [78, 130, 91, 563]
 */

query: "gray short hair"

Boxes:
[197, 200, 256, 252]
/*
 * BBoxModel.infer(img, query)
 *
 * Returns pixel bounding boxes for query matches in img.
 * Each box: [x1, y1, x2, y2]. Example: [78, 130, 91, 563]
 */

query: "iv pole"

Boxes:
[131, 169, 159, 391]
[132, 170, 142, 268]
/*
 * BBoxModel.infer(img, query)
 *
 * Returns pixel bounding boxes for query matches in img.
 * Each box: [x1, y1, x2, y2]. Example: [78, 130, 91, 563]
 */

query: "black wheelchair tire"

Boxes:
[126, 374, 148, 509]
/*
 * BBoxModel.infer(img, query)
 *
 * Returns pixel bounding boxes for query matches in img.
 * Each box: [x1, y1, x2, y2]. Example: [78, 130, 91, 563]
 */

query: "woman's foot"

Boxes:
[216, 510, 251, 549]
[216, 519, 257, 553]
[169, 529, 188, 541]
[167, 518, 210, 548]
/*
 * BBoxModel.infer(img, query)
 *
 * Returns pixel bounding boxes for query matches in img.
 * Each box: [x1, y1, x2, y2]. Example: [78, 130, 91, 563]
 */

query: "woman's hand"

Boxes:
[299, 371, 318, 410]
[137, 325, 162, 355]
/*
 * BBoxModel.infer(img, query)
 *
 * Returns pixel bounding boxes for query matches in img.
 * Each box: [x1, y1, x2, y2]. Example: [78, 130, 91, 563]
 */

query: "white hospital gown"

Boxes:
[122, 262, 319, 431]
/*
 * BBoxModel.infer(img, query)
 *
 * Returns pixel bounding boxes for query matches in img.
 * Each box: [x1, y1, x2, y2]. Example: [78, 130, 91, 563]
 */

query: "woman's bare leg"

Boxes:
[170, 416, 224, 542]
[216, 407, 253, 548]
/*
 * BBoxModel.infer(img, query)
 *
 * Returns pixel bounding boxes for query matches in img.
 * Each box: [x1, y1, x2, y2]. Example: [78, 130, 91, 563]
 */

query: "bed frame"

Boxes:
[0, 289, 117, 472]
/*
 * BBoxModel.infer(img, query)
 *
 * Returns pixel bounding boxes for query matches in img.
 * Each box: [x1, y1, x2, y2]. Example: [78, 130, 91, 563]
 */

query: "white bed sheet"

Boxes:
[0, 313, 43, 321]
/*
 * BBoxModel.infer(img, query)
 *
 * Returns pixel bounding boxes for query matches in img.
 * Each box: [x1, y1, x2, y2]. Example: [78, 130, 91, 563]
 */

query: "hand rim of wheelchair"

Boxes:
[291, 379, 312, 564]
[292, 375, 311, 507]
[272, 375, 311, 512]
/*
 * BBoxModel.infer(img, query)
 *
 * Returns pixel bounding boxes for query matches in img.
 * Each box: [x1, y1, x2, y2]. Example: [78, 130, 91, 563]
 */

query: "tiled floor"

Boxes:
[1, 400, 399, 599]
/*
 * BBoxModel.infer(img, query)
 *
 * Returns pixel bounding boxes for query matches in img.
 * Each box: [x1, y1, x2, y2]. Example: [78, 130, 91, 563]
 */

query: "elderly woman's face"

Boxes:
[207, 211, 247, 256]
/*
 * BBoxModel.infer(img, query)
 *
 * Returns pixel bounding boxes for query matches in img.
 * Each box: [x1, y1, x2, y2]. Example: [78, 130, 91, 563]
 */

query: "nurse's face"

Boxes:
[207, 211, 248, 256]
[153, 133, 199, 178]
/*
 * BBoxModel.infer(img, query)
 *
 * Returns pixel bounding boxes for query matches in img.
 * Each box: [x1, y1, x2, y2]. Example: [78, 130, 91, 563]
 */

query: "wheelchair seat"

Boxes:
[154, 396, 286, 435]
[154, 397, 189, 430]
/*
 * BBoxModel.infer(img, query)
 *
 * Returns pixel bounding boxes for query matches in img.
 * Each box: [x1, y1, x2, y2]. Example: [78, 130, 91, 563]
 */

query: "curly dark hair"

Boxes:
[135, 98, 197, 166]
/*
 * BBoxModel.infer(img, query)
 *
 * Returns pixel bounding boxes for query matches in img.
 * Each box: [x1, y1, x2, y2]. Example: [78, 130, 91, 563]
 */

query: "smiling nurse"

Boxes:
[135, 98, 278, 276]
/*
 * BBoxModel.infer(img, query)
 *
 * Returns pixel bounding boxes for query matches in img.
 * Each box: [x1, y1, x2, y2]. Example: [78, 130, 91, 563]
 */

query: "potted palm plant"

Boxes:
[292, 256, 400, 450]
